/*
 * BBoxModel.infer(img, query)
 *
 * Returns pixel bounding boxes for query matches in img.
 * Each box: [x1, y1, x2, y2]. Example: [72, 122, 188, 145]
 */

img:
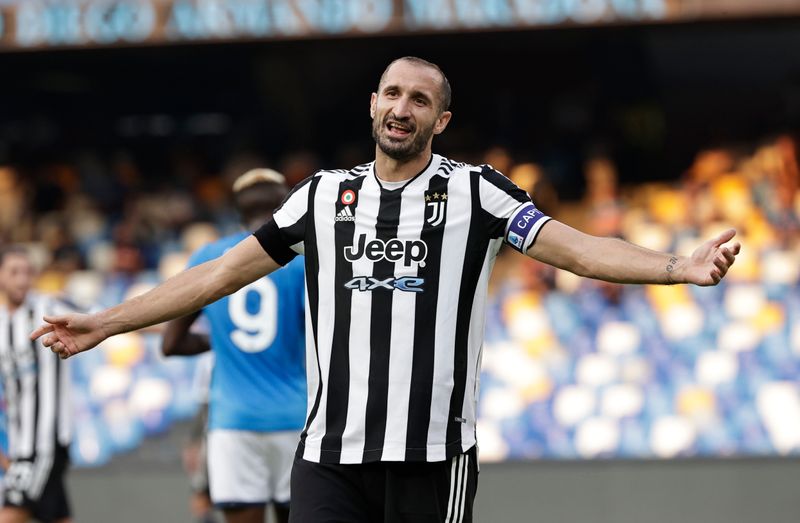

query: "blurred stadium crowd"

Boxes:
[0, 132, 798, 466]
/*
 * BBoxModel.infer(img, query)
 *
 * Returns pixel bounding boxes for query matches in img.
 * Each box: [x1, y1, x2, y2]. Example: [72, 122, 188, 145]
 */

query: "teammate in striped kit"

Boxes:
[0, 246, 72, 523]
[33, 57, 741, 522]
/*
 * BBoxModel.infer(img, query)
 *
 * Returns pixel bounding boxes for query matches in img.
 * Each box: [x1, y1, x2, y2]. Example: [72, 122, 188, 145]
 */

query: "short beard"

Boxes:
[372, 117, 434, 162]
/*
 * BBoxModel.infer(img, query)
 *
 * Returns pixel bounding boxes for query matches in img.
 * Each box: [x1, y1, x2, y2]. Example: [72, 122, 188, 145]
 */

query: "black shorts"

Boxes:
[289, 446, 478, 523]
[3, 446, 71, 522]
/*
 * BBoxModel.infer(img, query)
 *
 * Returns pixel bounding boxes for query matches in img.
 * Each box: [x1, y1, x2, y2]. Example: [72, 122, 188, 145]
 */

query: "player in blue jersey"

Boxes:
[161, 169, 306, 523]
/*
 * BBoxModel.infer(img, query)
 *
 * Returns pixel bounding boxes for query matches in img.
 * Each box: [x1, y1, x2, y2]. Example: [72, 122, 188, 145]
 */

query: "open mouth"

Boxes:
[386, 120, 413, 139]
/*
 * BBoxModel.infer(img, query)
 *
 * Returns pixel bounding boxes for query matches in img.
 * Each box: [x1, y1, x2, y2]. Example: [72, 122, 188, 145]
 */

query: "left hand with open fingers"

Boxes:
[675, 229, 741, 286]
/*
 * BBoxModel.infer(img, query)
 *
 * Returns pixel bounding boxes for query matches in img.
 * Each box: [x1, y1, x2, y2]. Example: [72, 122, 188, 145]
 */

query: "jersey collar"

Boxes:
[372, 154, 441, 192]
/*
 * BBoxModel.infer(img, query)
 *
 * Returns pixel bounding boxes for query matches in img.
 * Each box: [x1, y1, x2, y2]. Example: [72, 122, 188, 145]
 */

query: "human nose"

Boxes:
[392, 96, 412, 118]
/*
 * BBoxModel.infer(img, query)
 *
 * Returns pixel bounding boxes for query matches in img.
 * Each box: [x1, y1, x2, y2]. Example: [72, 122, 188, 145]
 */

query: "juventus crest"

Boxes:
[425, 190, 448, 227]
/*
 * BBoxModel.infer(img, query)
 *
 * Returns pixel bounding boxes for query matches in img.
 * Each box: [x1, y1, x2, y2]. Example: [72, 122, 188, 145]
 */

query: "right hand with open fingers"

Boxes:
[30, 313, 106, 360]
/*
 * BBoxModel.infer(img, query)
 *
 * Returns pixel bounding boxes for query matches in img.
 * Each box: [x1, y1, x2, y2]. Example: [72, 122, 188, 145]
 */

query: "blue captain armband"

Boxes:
[504, 203, 551, 253]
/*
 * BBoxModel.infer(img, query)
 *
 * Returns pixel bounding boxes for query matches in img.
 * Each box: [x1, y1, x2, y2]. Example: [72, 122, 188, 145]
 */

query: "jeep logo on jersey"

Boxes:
[344, 234, 428, 267]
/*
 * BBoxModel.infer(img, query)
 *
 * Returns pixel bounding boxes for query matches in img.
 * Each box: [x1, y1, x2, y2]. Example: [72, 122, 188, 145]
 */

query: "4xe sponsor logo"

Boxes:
[345, 276, 424, 293]
[344, 234, 428, 268]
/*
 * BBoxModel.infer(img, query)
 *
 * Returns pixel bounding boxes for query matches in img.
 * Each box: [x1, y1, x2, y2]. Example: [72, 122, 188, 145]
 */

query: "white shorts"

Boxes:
[207, 429, 300, 507]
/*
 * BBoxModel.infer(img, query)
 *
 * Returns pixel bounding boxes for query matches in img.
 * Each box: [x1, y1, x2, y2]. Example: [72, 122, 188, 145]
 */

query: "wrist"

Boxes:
[95, 309, 118, 339]
[665, 255, 682, 284]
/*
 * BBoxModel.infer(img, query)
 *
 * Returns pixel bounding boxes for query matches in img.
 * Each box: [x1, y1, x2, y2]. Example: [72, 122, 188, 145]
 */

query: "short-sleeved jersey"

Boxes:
[254, 154, 551, 464]
[189, 232, 306, 432]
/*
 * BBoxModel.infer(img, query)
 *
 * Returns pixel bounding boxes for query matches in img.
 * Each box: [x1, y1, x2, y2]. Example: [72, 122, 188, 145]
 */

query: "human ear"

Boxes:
[433, 111, 452, 135]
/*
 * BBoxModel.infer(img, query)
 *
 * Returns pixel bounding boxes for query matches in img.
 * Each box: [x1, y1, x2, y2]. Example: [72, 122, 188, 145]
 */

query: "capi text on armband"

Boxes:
[505, 203, 547, 253]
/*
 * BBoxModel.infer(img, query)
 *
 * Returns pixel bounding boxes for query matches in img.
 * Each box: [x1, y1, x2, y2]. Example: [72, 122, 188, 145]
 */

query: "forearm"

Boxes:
[565, 236, 680, 284]
[33, 236, 280, 359]
[528, 221, 681, 285]
[97, 236, 277, 338]
[98, 260, 239, 338]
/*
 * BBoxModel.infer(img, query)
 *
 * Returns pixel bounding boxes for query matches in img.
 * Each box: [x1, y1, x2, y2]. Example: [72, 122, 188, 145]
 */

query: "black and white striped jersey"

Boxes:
[0, 293, 71, 462]
[255, 154, 551, 464]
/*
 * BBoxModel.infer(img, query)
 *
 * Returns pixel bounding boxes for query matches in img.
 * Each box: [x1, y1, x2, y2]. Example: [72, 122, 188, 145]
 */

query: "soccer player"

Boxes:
[33, 57, 740, 523]
[161, 170, 306, 523]
[0, 246, 72, 523]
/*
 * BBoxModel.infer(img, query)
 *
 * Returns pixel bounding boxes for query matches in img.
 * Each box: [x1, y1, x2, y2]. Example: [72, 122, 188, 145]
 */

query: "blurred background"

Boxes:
[1, 0, 799, 521]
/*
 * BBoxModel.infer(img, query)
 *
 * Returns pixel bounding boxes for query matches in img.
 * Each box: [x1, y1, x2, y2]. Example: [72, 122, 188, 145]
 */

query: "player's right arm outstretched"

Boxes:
[31, 236, 279, 359]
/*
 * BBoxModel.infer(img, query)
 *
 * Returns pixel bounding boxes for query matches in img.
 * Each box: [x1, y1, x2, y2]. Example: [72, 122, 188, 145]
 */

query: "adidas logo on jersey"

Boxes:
[335, 206, 356, 222]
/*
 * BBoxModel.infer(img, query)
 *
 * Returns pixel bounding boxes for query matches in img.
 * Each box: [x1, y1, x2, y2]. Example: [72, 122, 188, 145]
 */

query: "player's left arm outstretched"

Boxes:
[31, 236, 279, 359]
[527, 221, 740, 286]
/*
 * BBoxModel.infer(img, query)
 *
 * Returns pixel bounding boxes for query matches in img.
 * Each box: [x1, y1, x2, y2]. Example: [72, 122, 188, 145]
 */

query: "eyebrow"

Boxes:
[382, 84, 434, 104]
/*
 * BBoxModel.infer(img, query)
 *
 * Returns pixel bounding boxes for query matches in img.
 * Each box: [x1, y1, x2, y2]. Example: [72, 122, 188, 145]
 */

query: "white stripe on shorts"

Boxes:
[456, 455, 469, 522]
[445, 454, 468, 523]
